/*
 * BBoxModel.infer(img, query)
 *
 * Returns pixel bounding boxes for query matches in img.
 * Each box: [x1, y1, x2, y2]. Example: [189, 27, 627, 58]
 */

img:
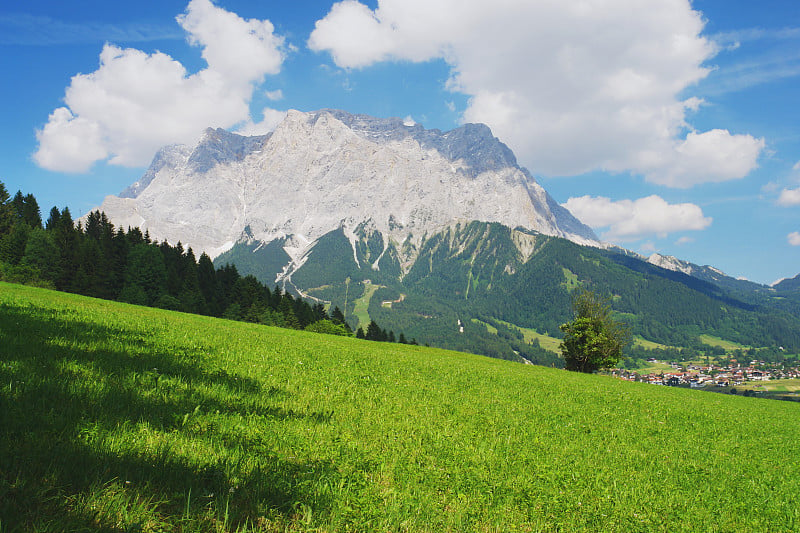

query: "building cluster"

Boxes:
[612, 360, 800, 388]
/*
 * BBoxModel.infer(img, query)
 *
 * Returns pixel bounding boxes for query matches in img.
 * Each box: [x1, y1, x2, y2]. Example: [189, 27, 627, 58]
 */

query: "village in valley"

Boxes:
[612, 356, 800, 401]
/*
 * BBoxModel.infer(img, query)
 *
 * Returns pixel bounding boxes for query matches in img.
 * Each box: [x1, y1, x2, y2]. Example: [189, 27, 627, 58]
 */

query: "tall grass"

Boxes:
[1, 281, 799, 531]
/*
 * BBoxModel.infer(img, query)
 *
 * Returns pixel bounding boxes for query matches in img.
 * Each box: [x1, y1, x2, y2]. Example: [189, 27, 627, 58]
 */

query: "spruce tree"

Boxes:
[23, 194, 42, 228]
[0, 223, 30, 265]
[109, 227, 129, 298]
[278, 296, 300, 329]
[0, 182, 13, 236]
[45, 206, 60, 231]
[121, 244, 168, 306]
[179, 248, 204, 313]
[294, 297, 316, 328]
[52, 207, 79, 291]
[197, 253, 218, 315]
[366, 320, 383, 341]
[22, 228, 61, 282]
[11, 191, 24, 224]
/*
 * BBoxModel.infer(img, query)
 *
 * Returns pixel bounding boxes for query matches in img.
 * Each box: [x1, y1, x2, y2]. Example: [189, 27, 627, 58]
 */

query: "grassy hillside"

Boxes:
[1, 282, 799, 531]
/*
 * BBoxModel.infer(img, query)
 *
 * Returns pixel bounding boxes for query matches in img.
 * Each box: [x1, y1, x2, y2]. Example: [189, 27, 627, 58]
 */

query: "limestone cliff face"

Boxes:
[91, 109, 598, 263]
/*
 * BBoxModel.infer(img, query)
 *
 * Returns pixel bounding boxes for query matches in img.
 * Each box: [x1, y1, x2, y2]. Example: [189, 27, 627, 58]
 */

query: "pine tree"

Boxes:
[278, 295, 300, 329]
[0, 223, 30, 265]
[54, 208, 81, 291]
[121, 244, 168, 306]
[197, 253, 218, 315]
[45, 206, 60, 231]
[22, 228, 61, 282]
[0, 182, 13, 236]
[109, 227, 129, 298]
[179, 247, 205, 313]
[74, 237, 102, 296]
[366, 320, 383, 341]
[294, 297, 316, 329]
[215, 264, 240, 314]
[331, 306, 346, 324]
[11, 191, 24, 224]
[270, 285, 283, 309]
[126, 227, 145, 246]
[312, 303, 329, 322]
[22, 194, 42, 228]
[84, 211, 103, 241]
[161, 241, 183, 297]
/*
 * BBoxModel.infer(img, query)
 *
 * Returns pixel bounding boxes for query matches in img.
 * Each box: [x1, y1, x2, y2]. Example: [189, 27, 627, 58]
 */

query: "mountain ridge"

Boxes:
[90, 109, 599, 266]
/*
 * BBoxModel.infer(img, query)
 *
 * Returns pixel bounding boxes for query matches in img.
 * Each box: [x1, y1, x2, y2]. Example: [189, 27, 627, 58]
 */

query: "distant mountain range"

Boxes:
[90, 110, 800, 362]
[774, 273, 800, 292]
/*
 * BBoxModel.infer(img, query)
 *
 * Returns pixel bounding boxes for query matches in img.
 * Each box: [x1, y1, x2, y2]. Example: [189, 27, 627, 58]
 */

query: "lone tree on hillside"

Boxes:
[560, 289, 631, 373]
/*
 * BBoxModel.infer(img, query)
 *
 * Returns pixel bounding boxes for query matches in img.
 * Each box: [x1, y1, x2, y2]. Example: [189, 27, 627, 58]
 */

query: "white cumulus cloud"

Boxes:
[309, 0, 765, 186]
[788, 232, 800, 246]
[777, 187, 800, 206]
[235, 108, 288, 136]
[34, 0, 286, 173]
[563, 195, 712, 241]
[643, 129, 765, 188]
[639, 241, 657, 254]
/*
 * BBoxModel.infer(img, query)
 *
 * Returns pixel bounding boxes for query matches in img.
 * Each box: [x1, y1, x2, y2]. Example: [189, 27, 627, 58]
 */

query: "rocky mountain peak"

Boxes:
[91, 109, 598, 265]
[187, 128, 270, 174]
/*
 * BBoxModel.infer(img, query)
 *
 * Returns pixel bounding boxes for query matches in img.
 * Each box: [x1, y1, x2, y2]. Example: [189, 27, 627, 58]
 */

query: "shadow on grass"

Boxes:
[0, 301, 339, 531]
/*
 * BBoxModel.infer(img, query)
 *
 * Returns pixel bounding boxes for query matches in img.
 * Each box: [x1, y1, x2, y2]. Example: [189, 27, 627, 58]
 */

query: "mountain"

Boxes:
[91, 109, 800, 364]
[216, 220, 800, 363]
[92, 109, 598, 263]
[646, 253, 762, 292]
[774, 273, 800, 292]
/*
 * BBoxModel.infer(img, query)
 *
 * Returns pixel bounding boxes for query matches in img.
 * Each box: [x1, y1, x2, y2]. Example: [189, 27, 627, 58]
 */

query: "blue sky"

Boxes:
[1, 0, 799, 284]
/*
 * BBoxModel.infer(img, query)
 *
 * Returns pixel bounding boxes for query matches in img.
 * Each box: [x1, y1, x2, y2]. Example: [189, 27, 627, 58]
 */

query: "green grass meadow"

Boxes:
[352, 281, 380, 330]
[2, 282, 800, 531]
[492, 320, 562, 353]
[698, 334, 749, 352]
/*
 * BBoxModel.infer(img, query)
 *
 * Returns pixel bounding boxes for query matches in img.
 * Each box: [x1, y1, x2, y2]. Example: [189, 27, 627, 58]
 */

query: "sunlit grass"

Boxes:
[699, 334, 749, 351]
[632, 335, 674, 351]
[2, 281, 800, 531]
[493, 318, 562, 353]
[629, 361, 675, 374]
[352, 280, 381, 329]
